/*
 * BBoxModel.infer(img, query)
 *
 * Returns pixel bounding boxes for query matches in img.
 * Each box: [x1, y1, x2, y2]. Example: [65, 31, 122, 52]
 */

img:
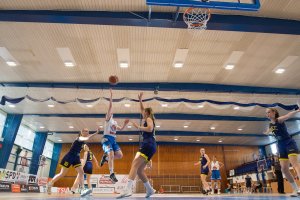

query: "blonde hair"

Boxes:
[145, 107, 155, 123]
[267, 108, 279, 119]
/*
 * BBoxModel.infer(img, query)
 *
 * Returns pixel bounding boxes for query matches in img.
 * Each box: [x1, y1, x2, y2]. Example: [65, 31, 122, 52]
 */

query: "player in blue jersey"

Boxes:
[117, 92, 156, 199]
[265, 107, 300, 197]
[47, 128, 99, 197]
[195, 148, 211, 195]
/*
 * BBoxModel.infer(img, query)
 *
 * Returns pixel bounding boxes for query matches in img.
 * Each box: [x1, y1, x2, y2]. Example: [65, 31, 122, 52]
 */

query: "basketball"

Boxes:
[109, 75, 119, 85]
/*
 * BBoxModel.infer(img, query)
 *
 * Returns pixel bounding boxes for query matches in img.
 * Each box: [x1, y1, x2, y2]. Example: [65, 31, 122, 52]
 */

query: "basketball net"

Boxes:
[183, 7, 211, 35]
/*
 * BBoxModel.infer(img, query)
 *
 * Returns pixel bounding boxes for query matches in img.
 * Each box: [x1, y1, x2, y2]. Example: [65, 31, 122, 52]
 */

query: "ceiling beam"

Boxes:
[23, 113, 300, 122]
[48, 130, 266, 137]
[2, 82, 300, 95]
[0, 10, 299, 35]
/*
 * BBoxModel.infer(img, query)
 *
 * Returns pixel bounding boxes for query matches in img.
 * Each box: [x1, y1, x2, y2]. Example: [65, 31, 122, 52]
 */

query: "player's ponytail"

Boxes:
[145, 107, 155, 123]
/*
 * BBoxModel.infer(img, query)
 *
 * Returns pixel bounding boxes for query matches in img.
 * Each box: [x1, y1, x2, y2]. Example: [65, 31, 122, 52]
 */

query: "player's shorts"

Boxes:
[83, 161, 93, 174]
[211, 170, 221, 180]
[60, 152, 81, 168]
[278, 138, 299, 160]
[137, 138, 157, 162]
[102, 135, 121, 154]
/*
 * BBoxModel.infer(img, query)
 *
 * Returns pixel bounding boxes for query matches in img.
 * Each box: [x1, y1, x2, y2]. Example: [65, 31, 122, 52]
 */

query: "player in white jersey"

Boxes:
[210, 156, 224, 195]
[100, 89, 129, 183]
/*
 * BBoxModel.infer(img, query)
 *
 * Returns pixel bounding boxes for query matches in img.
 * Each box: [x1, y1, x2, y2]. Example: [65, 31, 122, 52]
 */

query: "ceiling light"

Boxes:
[218, 140, 223, 143]
[124, 103, 131, 107]
[119, 62, 129, 68]
[127, 125, 132, 129]
[86, 104, 93, 108]
[275, 68, 285, 74]
[39, 126, 45, 129]
[58, 139, 63, 142]
[238, 128, 243, 131]
[64, 61, 75, 67]
[225, 64, 235, 70]
[174, 138, 178, 141]
[129, 138, 133, 141]
[196, 139, 200, 142]
[69, 126, 74, 129]
[161, 104, 168, 107]
[6, 61, 17, 67]
[183, 125, 189, 128]
[8, 104, 16, 108]
[156, 125, 161, 128]
[210, 127, 216, 130]
[234, 106, 240, 110]
[99, 125, 103, 129]
[174, 62, 184, 68]
[48, 104, 55, 108]
[198, 105, 204, 108]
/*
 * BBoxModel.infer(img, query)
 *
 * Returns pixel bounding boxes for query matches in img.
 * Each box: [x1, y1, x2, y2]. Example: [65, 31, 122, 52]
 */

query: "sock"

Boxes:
[291, 181, 299, 191]
[110, 168, 114, 174]
[144, 181, 153, 192]
[105, 156, 109, 161]
[126, 179, 133, 191]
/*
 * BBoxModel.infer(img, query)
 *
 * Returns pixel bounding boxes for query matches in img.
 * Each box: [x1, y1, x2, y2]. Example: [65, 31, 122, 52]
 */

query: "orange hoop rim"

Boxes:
[183, 7, 211, 28]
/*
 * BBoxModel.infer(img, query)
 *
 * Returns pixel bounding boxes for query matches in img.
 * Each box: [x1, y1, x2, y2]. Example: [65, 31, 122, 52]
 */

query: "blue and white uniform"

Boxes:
[211, 161, 221, 180]
[102, 115, 121, 153]
[269, 120, 299, 160]
[138, 120, 157, 161]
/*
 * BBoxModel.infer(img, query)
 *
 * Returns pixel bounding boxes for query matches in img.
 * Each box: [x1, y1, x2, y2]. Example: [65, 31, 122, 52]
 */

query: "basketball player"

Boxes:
[117, 92, 156, 199]
[265, 108, 300, 197]
[195, 148, 211, 195]
[210, 156, 224, 194]
[100, 89, 129, 183]
[47, 128, 99, 197]
[71, 144, 100, 194]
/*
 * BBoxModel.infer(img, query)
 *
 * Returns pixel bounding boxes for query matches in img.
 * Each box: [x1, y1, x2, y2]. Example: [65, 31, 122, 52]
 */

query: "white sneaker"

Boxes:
[145, 189, 156, 198]
[117, 189, 132, 199]
[217, 189, 221, 195]
[80, 188, 92, 197]
[211, 190, 214, 195]
[290, 190, 300, 197]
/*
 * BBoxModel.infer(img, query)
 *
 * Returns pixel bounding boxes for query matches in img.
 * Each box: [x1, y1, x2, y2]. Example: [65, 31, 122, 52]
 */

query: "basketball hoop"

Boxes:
[183, 7, 211, 30]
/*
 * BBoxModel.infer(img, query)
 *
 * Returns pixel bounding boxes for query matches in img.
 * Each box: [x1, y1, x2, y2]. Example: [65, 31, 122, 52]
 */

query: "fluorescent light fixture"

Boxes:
[69, 126, 74, 129]
[234, 106, 240, 110]
[86, 104, 93, 108]
[174, 62, 184, 68]
[124, 103, 131, 107]
[225, 64, 234, 70]
[183, 125, 189, 128]
[275, 68, 285, 74]
[173, 48, 189, 69]
[64, 61, 75, 67]
[48, 104, 55, 108]
[119, 62, 129, 68]
[161, 104, 168, 107]
[56, 48, 76, 67]
[39, 126, 45, 129]
[127, 125, 132, 128]
[156, 125, 161, 128]
[58, 139, 63, 142]
[99, 125, 103, 129]
[174, 138, 178, 141]
[218, 140, 223, 143]
[196, 139, 200, 142]
[238, 128, 243, 131]
[198, 105, 204, 108]
[129, 138, 133, 141]
[8, 104, 16, 108]
[6, 61, 17, 67]
[210, 127, 216, 130]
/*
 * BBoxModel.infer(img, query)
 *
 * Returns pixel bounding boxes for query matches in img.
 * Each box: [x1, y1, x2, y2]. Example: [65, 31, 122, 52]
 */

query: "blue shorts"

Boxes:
[211, 170, 221, 180]
[138, 138, 157, 161]
[83, 161, 93, 174]
[102, 135, 121, 154]
[201, 166, 209, 175]
[278, 138, 299, 160]
[60, 153, 81, 168]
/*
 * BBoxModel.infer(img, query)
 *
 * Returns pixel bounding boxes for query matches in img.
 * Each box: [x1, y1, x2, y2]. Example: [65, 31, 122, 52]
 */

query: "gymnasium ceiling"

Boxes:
[0, 0, 300, 145]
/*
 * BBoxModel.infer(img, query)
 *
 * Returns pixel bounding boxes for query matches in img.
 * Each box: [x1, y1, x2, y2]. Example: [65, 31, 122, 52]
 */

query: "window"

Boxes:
[0, 112, 6, 138]
[14, 125, 36, 150]
[43, 140, 54, 159]
[271, 143, 278, 155]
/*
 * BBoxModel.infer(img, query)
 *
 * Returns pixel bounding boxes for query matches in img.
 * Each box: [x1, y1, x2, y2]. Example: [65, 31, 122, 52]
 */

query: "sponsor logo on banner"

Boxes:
[11, 184, 21, 193]
[28, 175, 37, 185]
[0, 168, 28, 184]
[92, 187, 114, 194]
[37, 177, 48, 186]
[21, 184, 28, 193]
[0, 181, 11, 192]
[28, 184, 40, 193]
[57, 187, 69, 194]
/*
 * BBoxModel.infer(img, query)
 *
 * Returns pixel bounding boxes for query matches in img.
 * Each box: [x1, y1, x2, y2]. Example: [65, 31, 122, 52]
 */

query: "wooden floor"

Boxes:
[0, 193, 298, 200]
